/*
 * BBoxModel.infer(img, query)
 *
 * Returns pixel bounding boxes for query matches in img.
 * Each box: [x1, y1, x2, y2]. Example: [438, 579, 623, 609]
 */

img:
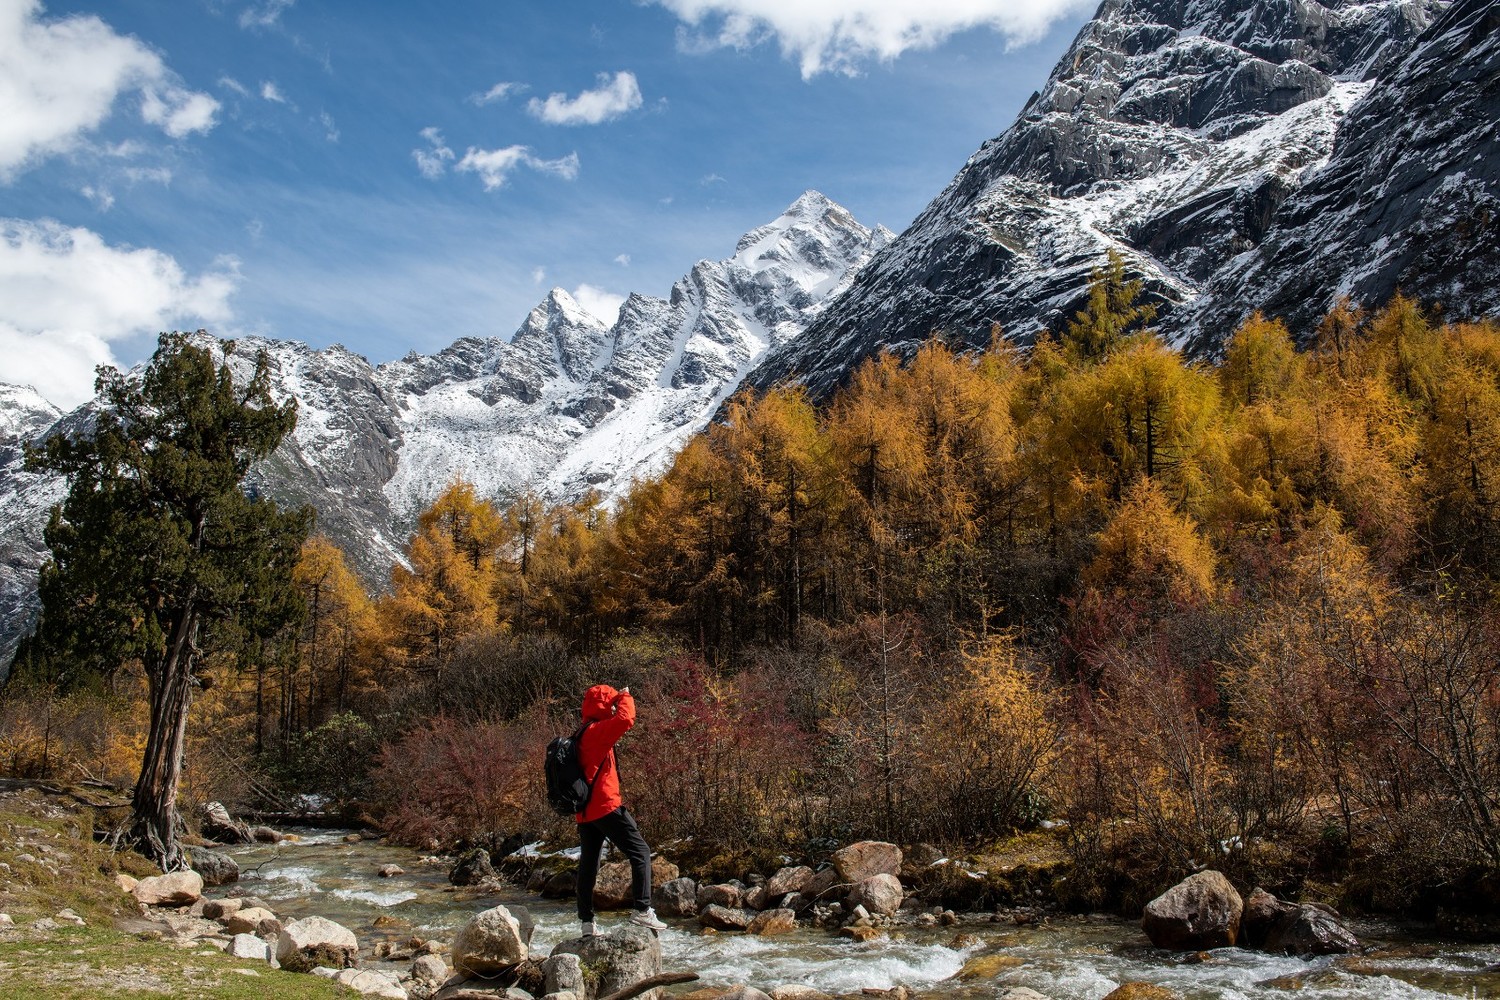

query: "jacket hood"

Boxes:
[581, 684, 619, 721]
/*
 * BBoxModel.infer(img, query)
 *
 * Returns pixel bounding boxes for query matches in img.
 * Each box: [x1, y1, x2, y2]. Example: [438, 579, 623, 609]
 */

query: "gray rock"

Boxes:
[655, 877, 697, 918]
[452, 904, 532, 977]
[203, 898, 244, 920]
[275, 915, 359, 973]
[1142, 871, 1243, 950]
[449, 848, 495, 887]
[718, 988, 773, 1000]
[412, 954, 448, 985]
[542, 952, 583, 995]
[764, 866, 814, 897]
[228, 933, 272, 962]
[224, 907, 280, 937]
[1263, 903, 1360, 955]
[191, 848, 240, 887]
[550, 927, 663, 1000]
[202, 802, 252, 845]
[336, 968, 409, 999]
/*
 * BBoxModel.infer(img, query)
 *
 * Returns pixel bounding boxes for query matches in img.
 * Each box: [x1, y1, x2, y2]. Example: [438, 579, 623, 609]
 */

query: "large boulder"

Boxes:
[228, 933, 272, 962]
[275, 915, 359, 973]
[190, 849, 240, 887]
[1141, 871, 1243, 950]
[543, 953, 585, 995]
[832, 842, 902, 884]
[656, 877, 698, 918]
[132, 871, 204, 908]
[452, 904, 533, 977]
[551, 927, 662, 1000]
[698, 883, 743, 909]
[202, 801, 252, 844]
[801, 867, 840, 902]
[847, 874, 903, 917]
[412, 954, 449, 986]
[593, 858, 680, 910]
[450, 848, 495, 887]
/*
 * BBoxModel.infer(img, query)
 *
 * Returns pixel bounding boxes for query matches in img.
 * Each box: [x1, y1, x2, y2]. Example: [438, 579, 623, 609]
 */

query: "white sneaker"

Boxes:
[630, 908, 667, 931]
[580, 920, 597, 937]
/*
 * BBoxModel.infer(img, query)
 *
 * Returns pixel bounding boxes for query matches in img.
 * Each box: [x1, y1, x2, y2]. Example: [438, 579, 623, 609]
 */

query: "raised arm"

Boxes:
[592, 688, 635, 747]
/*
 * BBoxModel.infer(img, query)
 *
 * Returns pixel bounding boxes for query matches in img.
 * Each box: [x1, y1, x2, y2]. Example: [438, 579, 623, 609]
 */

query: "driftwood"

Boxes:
[437, 971, 699, 1000]
[597, 972, 701, 1000]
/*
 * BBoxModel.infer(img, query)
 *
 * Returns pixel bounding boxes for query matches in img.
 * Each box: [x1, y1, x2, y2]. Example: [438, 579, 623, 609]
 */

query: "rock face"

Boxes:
[551, 927, 663, 1000]
[131, 871, 204, 908]
[275, 915, 359, 973]
[743, 0, 1474, 402]
[0, 193, 888, 675]
[832, 842, 903, 883]
[452, 905, 533, 977]
[1141, 871, 1243, 950]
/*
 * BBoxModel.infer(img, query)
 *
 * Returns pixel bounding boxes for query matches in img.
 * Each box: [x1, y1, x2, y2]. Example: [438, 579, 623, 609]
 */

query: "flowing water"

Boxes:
[217, 831, 1500, 999]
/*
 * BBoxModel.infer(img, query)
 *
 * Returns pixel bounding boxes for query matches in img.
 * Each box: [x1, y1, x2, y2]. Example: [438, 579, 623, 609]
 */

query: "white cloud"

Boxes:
[80, 185, 113, 211]
[0, 0, 219, 178]
[531, 267, 546, 285]
[614, 254, 631, 267]
[0, 218, 238, 407]
[700, 172, 727, 185]
[260, 80, 287, 104]
[527, 71, 642, 126]
[240, 0, 295, 30]
[413, 126, 454, 179]
[455, 146, 579, 190]
[652, 0, 1093, 77]
[571, 284, 625, 326]
[140, 86, 220, 138]
[218, 75, 250, 97]
[319, 110, 339, 142]
[122, 165, 172, 186]
[472, 81, 526, 105]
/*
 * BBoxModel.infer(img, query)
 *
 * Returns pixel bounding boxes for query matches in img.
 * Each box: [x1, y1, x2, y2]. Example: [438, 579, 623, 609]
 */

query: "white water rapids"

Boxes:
[216, 830, 1500, 999]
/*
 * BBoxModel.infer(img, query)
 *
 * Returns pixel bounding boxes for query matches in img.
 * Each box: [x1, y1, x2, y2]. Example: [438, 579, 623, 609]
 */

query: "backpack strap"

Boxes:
[577, 721, 610, 787]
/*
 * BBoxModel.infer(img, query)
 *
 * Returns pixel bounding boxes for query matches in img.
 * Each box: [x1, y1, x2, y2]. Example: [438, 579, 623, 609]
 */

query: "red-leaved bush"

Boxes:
[372, 702, 560, 848]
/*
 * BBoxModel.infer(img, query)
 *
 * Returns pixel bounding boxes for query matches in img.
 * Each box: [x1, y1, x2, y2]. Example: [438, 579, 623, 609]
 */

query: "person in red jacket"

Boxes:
[574, 683, 666, 935]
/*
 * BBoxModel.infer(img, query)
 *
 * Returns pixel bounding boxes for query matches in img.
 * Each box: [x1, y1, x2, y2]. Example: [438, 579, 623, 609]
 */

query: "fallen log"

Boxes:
[597, 972, 701, 1000]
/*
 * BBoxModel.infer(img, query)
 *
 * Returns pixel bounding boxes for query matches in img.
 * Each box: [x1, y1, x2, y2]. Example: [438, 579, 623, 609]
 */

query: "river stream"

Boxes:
[216, 831, 1500, 999]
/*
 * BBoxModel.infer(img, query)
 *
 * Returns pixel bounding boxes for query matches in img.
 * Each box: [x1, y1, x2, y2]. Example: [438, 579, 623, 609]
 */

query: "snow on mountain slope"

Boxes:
[0, 192, 886, 671]
[744, 0, 1450, 399]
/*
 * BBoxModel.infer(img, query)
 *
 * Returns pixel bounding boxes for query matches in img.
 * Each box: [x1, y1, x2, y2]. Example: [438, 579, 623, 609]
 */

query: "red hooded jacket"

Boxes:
[576, 684, 635, 823]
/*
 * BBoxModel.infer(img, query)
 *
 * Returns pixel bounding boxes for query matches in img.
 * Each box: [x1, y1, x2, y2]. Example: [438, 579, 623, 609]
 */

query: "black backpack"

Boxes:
[544, 722, 606, 816]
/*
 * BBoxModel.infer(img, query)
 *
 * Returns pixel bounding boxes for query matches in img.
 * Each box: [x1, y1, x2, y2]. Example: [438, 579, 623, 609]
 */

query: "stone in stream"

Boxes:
[746, 908, 796, 935]
[769, 987, 834, 1000]
[832, 842, 902, 883]
[378, 863, 405, 878]
[998, 990, 1051, 1000]
[452, 904, 533, 976]
[656, 877, 697, 917]
[449, 848, 495, 887]
[717, 988, 772, 1000]
[699, 904, 752, 931]
[132, 871, 204, 907]
[697, 883, 743, 909]
[1141, 871, 1242, 950]
[551, 926, 662, 1000]
[1101, 985, 1180, 1000]
[846, 874, 903, 917]
[275, 915, 359, 972]
[202, 801, 252, 845]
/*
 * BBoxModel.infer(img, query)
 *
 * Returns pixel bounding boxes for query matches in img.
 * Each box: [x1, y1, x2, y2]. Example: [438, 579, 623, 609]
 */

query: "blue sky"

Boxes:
[0, 0, 1094, 407]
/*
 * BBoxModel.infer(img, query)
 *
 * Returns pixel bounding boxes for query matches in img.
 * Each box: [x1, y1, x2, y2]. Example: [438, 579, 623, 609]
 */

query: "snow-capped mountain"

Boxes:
[0, 192, 888, 670]
[744, 0, 1473, 397]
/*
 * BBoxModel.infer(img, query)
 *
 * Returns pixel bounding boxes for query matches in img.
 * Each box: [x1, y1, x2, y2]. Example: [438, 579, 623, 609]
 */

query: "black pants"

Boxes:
[576, 807, 652, 921]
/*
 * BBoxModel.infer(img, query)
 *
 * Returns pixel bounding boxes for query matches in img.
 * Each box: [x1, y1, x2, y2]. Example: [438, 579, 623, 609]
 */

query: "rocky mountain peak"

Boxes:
[0, 384, 62, 445]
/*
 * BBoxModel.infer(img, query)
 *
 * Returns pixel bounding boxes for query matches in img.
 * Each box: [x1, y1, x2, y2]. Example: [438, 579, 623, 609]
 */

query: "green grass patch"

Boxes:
[0, 925, 350, 999]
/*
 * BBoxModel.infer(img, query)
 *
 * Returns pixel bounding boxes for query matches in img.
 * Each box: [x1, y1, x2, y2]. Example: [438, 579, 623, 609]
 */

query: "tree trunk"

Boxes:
[129, 607, 197, 871]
